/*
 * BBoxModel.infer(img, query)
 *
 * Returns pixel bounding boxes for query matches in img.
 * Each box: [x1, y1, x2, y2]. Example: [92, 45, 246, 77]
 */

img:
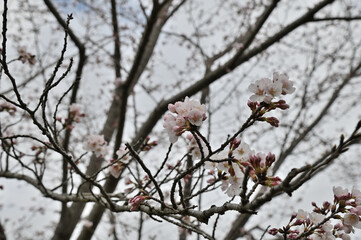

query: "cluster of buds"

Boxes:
[205, 139, 281, 197]
[56, 104, 86, 131]
[163, 97, 207, 143]
[141, 137, 158, 151]
[246, 153, 281, 186]
[109, 146, 130, 178]
[83, 134, 109, 158]
[269, 186, 361, 240]
[18, 48, 36, 65]
[0, 101, 17, 116]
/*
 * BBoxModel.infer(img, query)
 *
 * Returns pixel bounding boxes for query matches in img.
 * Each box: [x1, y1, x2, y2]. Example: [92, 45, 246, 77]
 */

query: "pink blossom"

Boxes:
[163, 97, 207, 143]
[268, 228, 278, 235]
[265, 80, 282, 99]
[322, 221, 334, 233]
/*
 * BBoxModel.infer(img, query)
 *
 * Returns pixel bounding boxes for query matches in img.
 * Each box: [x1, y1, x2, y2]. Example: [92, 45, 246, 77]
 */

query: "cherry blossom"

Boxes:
[109, 146, 131, 178]
[224, 177, 243, 197]
[248, 72, 295, 104]
[352, 187, 361, 205]
[273, 72, 296, 95]
[296, 209, 308, 221]
[164, 97, 207, 143]
[116, 146, 130, 164]
[333, 186, 350, 200]
[248, 78, 273, 103]
[69, 103, 85, 122]
[271, 186, 361, 239]
[233, 142, 253, 161]
[343, 213, 361, 227]
[83, 134, 109, 158]
[309, 212, 325, 225]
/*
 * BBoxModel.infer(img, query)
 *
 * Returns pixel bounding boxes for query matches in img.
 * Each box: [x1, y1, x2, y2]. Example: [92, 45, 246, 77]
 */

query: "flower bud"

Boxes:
[266, 117, 279, 127]
[265, 152, 276, 166]
[268, 228, 278, 235]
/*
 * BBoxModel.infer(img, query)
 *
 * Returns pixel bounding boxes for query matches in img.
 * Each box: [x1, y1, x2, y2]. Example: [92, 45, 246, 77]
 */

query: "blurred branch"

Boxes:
[311, 16, 361, 22]
[0, 222, 5, 240]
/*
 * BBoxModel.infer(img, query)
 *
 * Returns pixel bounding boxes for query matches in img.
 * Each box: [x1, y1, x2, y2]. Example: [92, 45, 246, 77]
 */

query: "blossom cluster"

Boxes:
[18, 48, 36, 65]
[269, 186, 361, 240]
[163, 97, 207, 143]
[246, 72, 295, 128]
[248, 72, 295, 103]
[83, 134, 109, 158]
[199, 138, 281, 197]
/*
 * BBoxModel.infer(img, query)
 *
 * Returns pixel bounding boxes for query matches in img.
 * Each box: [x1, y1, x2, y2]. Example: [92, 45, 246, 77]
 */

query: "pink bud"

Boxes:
[168, 104, 176, 113]
[268, 228, 278, 235]
[265, 152, 276, 166]
[266, 117, 279, 127]
[230, 138, 241, 150]
[129, 195, 148, 211]
[247, 100, 258, 112]
[276, 100, 289, 110]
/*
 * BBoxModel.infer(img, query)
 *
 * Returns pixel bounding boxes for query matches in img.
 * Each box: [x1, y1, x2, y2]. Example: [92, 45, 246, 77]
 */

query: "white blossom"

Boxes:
[333, 186, 349, 198]
[83, 135, 109, 158]
[233, 142, 253, 161]
[296, 209, 308, 221]
[273, 72, 296, 95]
[344, 213, 360, 227]
[309, 212, 325, 224]
[116, 146, 130, 164]
[248, 73, 295, 103]
[225, 177, 243, 197]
